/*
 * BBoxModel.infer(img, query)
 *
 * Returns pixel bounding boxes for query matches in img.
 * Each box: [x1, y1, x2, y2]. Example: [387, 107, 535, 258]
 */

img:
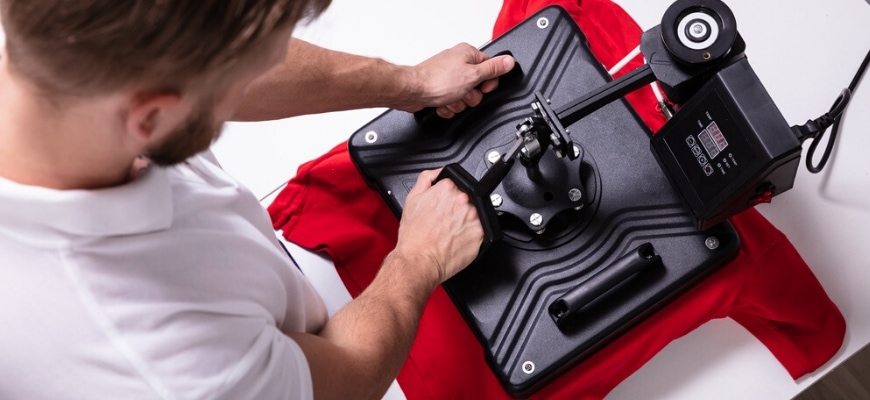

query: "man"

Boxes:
[0, 1, 515, 399]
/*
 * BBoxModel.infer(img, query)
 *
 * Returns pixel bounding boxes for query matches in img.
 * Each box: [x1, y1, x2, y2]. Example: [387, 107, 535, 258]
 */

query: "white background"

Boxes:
[213, 0, 870, 398]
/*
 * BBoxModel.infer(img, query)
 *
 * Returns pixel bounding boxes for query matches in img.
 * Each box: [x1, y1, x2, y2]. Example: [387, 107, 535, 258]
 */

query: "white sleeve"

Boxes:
[214, 325, 313, 400]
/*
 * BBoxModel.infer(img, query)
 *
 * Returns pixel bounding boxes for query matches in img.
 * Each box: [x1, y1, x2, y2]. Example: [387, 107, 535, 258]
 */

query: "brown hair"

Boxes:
[0, 0, 331, 96]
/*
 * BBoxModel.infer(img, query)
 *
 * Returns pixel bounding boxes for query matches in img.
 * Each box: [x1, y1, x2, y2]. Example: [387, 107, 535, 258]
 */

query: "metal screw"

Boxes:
[365, 131, 378, 143]
[568, 188, 583, 202]
[705, 236, 720, 250]
[488, 151, 501, 164]
[522, 361, 536, 374]
[689, 21, 708, 39]
[530, 213, 543, 227]
[537, 17, 549, 29]
[490, 193, 503, 208]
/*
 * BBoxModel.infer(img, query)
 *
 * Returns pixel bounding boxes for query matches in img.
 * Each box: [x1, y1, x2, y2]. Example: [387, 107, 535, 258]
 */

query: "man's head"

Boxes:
[0, 0, 330, 168]
[0, 0, 329, 97]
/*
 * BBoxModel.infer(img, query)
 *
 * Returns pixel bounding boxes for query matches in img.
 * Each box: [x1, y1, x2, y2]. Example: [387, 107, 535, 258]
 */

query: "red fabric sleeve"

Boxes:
[267, 0, 844, 398]
[727, 211, 847, 379]
[268, 143, 398, 298]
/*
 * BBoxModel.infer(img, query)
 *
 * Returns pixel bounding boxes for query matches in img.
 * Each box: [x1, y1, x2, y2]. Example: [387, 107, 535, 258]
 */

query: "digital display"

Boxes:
[698, 128, 720, 159]
[707, 121, 729, 152]
[682, 118, 736, 180]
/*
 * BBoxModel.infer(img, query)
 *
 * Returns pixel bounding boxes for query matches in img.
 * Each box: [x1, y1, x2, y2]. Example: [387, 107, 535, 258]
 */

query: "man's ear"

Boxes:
[125, 91, 184, 143]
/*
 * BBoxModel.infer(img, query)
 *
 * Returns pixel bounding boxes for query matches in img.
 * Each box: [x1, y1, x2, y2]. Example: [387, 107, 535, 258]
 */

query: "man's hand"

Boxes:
[289, 169, 483, 400]
[234, 40, 515, 121]
[393, 169, 484, 284]
[399, 43, 516, 119]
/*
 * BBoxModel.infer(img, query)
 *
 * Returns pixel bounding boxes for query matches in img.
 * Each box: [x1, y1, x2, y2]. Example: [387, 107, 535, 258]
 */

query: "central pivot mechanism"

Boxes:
[435, 91, 590, 256]
[489, 92, 589, 234]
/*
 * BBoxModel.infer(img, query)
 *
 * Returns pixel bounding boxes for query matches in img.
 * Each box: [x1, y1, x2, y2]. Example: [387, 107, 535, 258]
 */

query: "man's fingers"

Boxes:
[445, 100, 467, 115]
[422, 47, 515, 119]
[409, 169, 440, 195]
[436, 107, 455, 119]
[479, 78, 499, 94]
[475, 54, 515, 83]
[462, 89, 484, 108]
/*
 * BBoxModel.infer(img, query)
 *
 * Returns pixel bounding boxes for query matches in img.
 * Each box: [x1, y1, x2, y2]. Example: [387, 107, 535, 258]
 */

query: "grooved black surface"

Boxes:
[349, 6, 739, 397]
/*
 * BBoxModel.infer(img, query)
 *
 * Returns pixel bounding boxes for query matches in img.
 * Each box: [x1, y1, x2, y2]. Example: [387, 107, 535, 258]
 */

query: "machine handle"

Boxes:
[414, 51, 521, 129]
[549, 243, 662, 328]
[413, 107, 444, 130]
[435, 163, 503, 259]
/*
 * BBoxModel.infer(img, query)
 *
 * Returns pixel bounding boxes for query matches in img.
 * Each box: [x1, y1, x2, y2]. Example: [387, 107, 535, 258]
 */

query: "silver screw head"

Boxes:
[705, 236, 720, 250]
[537, 17, 549, 29]
[487, 151, 501, 164]
[522, 361, 536, 374]
[365, 131, 378, 143]
[490, 193, 503, 208]
[568, 188, 583, 202]
[689, 21, 708, 39]
[550, 133, 560, 144]
[530, 213, 543, 227]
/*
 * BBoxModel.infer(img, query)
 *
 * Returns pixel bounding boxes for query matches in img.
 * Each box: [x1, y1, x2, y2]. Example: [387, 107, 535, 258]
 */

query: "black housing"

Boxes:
[348, 6, 739, 397]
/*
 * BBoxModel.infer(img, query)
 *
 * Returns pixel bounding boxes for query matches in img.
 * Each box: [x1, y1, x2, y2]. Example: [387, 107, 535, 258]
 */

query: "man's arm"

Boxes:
[233, 38, 515, 121]
[289, 169, 484, 400]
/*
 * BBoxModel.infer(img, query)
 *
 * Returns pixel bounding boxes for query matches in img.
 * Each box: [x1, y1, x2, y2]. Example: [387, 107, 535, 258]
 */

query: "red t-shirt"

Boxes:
[268, 1, 845, 398]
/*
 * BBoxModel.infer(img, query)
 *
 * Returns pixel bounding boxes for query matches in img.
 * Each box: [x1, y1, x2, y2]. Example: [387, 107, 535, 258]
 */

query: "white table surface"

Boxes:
[212, 0, 870, 398]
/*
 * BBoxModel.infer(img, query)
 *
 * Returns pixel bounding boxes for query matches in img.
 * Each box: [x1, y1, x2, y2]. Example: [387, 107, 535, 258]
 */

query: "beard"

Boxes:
[144, 103, 224, 167]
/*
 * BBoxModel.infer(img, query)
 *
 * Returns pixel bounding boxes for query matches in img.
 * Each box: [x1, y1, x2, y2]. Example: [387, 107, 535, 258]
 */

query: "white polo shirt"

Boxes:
[0, 154, 327, 400]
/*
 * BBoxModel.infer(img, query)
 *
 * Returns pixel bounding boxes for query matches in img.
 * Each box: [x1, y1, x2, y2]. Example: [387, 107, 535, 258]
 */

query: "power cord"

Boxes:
[792, 48, 870, 173]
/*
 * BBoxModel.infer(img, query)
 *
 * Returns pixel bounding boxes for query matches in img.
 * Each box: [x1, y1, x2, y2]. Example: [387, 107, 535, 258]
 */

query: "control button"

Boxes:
[697, 155, 708, 165]
[703, 164, 715, 176]
[685, 136, 696, 147]
[692, 145, 702, 156]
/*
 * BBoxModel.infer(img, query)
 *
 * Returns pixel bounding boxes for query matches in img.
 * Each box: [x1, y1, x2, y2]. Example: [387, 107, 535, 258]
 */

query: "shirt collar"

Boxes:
[0, 166, 173, 247]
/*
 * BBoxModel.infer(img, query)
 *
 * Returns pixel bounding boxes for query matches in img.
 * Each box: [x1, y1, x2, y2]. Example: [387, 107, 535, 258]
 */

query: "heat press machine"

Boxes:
[348, 0, 852, 397]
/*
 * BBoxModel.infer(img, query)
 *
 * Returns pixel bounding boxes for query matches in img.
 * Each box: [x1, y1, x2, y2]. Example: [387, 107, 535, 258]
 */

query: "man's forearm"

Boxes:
[233, 38, 418, 121]
[289, 250, 440, 400]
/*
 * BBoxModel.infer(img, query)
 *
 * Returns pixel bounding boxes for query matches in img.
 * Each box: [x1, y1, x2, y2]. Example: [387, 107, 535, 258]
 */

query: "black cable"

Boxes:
[798, 48, 870, 173]
[805, 89, 851, 173]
